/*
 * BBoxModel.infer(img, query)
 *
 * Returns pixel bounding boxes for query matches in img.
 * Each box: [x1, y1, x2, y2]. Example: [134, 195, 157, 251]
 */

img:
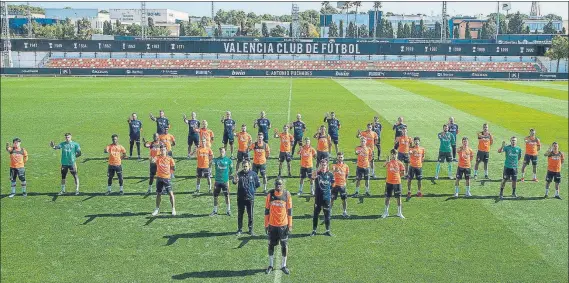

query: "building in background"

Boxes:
[205, 24, 239, 37]
[449, 17, 487, 39]
[319, 11, 379, 38]
[384, 14, 442, 32]
[254, 21, 290, 32]
[523, 18, 563, 33]
[564, 20, 568, 34]
[109, 9, 188, 25]
[44, 8, 110, 31]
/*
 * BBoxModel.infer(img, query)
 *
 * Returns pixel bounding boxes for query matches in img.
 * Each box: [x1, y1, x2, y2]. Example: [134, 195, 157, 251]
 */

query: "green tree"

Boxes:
[347, 21, 356, 37]
[126, 23, 142, 36]
[102, 21, 113, 35]
[465, 22, 472, 39]
[543, 14, 562, 21]
[562, 27, 567, 35]
[179, 21, 186, 36]
[434, 21, 441, 39]
[186, 22, 205, 36]
[8, 4, 45, 15]
[328, 21, 339, 37]
[524, 26, 530, 34]
[372, 2, 382, 38]
[148, 17, 155, 29]
[403, 23, 411, 38]
[339, 20, 344, 37]
[269, 25, 287, 37]
[545, 35, 569, 72]
[76, 18, 92, 39]
[499, 19, 507, 35]
[479, 22, 487, 39]
[320, 1, 338, 14]
[507, 11, 524, 34]
[396, 21, 403, 38]
[262, 22, 269, 37]
[358, 24, 368, 38]
[453, 25, 459, 38]
[250, 28, 261, 37]
[410, 21, 417, 37]
[543, 20, 556, 34]
[418, 19, 425, 38]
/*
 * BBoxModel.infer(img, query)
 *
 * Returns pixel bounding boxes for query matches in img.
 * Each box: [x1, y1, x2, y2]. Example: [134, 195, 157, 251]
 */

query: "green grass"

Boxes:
[1, 77, 568, 282]
[466, 80, 568, 100]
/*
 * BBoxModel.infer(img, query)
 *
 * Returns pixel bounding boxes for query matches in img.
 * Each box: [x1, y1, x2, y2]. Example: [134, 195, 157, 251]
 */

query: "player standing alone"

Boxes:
[104, 134, 127, 195]
[454, 137, 474, 198]
[50, 133, 81, 195]
[521, 128, 541, 182]
[234, 160, 261, 235]
[127, 113, 142, 159]
[544, 142, 564, 199]
[498, 137, 522, 200]
[324, 112, 341, 155]
[6, 138, 28, 198]
[264, 178, 292, 275]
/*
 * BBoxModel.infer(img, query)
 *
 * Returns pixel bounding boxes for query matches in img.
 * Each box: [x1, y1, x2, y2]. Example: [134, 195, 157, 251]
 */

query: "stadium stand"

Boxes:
[45, 58, 539, 72]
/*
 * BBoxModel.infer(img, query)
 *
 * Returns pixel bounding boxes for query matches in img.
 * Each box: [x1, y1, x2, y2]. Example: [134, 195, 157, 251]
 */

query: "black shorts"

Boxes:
[252, 163, 266, 177]
[9, 167, 26, 182]
[107, 165, 123, 176]
[260, 131, 269, 143]
[213, 182, 229, 197]
[523, 154, 538, 166]
[385, 183, 402, 198]
[61, 165, 77, 179]
[222, 132, 234, 145]
[188, 134, 200, 146]
[397, 152, 409, 164]
[356, 167, 369, 180]
[316, 151, 329, 163]
[293, 137, 303, 147]
[129, 134, 140, 142]
[279, 152, 292, 162]
[237, 151, 250, 163]
[197, 168, 211, 178]
[408, 166, 422, 180]
[268, 225, 289, 246]
[300, 167, 312, 179]
[156, 177, 172, 194]
[476, 151, 489, 163]
[329, 134, 339, 145]
[502, 167, 518, 181]
[438, 151, 452, 163]
[456, 167, 471, 180]
[150, 163, 157, 176]
[167, 151, 173, 157]
[332, 186, 347, 200]
[545, 171, 562, 184]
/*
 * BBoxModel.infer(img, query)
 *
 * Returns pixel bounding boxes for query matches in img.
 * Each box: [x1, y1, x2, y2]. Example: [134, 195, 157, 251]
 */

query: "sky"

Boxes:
[13, 1, 569, 19]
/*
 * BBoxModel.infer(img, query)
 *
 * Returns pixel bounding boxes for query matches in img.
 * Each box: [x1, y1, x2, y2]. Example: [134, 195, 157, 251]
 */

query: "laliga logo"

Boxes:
[74, 43, 78, 49]
[147, 44, 151, 50]
[24, 42, 28, 49]
[400, 46, 405, 52]
[171, 44, 176, 50]
[49, 43, 53, 49]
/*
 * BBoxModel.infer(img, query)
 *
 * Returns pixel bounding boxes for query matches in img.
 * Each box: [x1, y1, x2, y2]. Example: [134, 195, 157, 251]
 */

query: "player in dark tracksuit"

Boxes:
[324, 112, 341, 155]
[393, 116, 407, 139]
[372, 116, 382, 161]
[234, 160, 261, 235]
[127, 113, 142, 159]
[291, 114, 306, 158]
[310, 159, 335, 237]
[221, 111, 237, 158]
[183, 112, 200, 158]
[254, 111, 271, 143]
[150, 110, 170, 135]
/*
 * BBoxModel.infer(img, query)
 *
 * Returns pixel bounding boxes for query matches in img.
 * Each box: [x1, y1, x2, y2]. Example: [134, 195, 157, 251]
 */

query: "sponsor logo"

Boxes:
[195, 70, 212, 75]
[161, 70, 178, 75]
[231, 70, 246, 76]
[403, 72, 419, 77]
[437, 72, 454, 77]
[471, 73, 488, 77]
[91, 70, 109, 74]
[368, 72, 385, 77]
[335, 71, 350, 77]
[21, 69, 39, 73]
[264, 70, 313, 76]
[539, 74, 557, 78]
[126, 70, 144, 75]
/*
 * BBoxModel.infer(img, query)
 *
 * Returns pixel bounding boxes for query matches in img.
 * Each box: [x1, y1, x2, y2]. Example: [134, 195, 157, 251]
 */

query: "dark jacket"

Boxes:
[234, 170, 261, 200]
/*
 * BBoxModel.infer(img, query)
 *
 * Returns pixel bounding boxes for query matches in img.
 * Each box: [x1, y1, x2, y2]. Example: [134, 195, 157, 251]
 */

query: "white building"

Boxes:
[254, 21, 290, 32]
[44, 8, 110, 31]
[109, 9, 188, 25]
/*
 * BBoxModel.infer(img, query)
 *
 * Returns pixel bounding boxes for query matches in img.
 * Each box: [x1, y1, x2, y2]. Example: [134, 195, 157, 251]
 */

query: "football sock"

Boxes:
[545, 188, 549, 195]
[61, 185, 66, 192]
[119, 186, 123, 192]
[196, 184, 200, 191]
[384, 204, 389, 214]
[213, 206, 218, 213]
[22, 185, 26, 193]
[484, 170, 488, 176]
[282, 256, 287, 267]
[474, 170, 478, 176]
[447, 163, 452, 177]
[107, 186, 112, 192]
[299, 183, 303, 192]
[269, 255, 274, 267]
[435, 163, 441, 177]
[555, 189, 559, 196]
[227, 203, 231, 211]
[466, 186, 470, 194]
[533, 174, 536, 179]
[397, 205, 402, 215]
[455, 186, 459, 194]
[11, 182, 16, 194]
[355, 186, 360, 194]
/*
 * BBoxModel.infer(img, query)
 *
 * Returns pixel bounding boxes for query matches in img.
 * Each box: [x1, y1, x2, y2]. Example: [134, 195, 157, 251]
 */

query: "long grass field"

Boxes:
[1, 77, 568, 282]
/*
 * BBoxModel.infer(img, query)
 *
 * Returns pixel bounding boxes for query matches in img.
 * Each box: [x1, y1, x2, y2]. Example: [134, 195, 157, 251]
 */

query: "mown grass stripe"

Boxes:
[426, 80, 568, 118]
[510, 81, 569, 92]
[385, 80, 568, 150]
[465, 80, 567, 100]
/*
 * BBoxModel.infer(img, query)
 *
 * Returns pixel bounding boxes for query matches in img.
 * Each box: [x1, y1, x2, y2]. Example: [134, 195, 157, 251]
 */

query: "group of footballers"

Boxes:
[5, 110, 566, 275]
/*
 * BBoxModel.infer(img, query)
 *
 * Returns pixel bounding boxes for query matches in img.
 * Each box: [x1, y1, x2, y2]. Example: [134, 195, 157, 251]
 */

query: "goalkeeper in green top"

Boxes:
[435, 124, 456, 180]
[50, 133, 82, 195]
[211, 147, 234, 216]
[497, 136, 523, 200]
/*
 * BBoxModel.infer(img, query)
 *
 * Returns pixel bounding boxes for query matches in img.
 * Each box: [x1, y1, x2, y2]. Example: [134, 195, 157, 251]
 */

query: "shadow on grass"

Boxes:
[234, 233, 311, 248]
[163, 230, 235, 245]
[172, 269, 265, 280]
[82, 211, 148, 225]
[145, 213, 209, 226]
[294, 213, 381, 221]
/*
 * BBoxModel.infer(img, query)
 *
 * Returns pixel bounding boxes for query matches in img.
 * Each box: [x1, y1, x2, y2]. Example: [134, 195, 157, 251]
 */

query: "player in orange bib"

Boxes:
[274, 125, 294, 177]
[313, 125, 332, 165]
[454, 137, 474, 198]
[354, 138, 373, 197]
[381, 149, 406, 219]
[143, 133, 171, 194]
[357, 123, 378, 177]
[158, 128, 176, 156]
[6, 137, 28, 198]
[544, 142, 565, 199]
[235, 124, 252, 171]
[407, 137, 425, 200]
[264, 178, 292, 275]
[193, 120, 215, 148]
[191, 137, 214, 194]
[474, 123, 493, 179]
[151, 145, 176, 216]
[298, 137, 317, 196]
[104, 134, 127, 195]
[395, 127, 413, 175]
[521, 128, 541, 182]
[249, 133, 270, 194]
[331, 151, 350, 217]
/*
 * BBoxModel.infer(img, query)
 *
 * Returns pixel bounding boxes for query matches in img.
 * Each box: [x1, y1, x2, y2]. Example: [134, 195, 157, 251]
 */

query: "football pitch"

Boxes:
[1, 77, 568, 282]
